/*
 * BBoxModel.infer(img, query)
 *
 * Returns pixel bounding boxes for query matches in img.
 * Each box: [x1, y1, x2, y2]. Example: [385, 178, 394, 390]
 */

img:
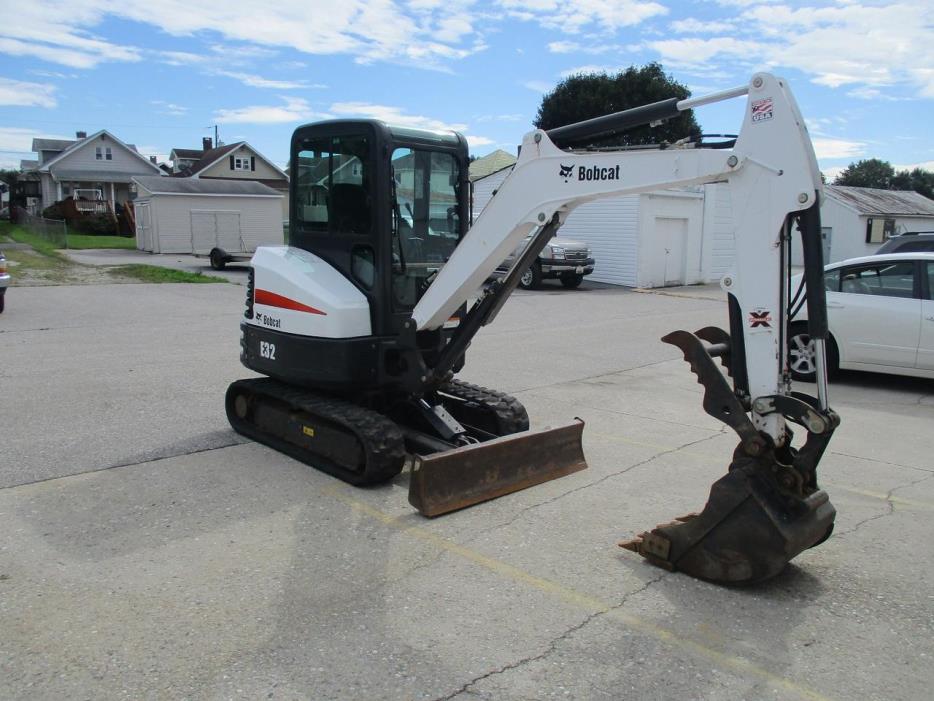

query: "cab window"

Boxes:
[390, 148, 461, 308]
[839, 261, 915, 298]
[823, 268, 840, 292]
[294, 135, 370, 234]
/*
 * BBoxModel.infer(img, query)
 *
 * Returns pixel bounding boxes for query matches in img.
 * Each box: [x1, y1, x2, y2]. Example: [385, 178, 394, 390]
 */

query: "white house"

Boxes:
[26, 131, 163, 212]
[472, 165, 736, 287]
[792, 185, 934, 264]
[132, 176, 283, 255]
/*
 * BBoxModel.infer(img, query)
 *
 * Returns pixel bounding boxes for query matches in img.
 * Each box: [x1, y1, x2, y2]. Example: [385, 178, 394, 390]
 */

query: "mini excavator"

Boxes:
[226, 73, 838, 585]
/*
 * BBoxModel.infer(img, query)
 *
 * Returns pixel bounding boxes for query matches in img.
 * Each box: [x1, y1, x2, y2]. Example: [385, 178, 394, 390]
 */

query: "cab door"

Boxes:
[918, 261, 934, 370]
[831, 260, 920, 368]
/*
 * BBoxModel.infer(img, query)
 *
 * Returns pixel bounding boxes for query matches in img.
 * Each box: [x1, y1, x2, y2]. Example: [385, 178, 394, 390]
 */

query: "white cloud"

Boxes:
[328, 102, 467, 132]
[0, 127, 71, 169]
[150, 100, 188, 116]
[523, 80, 554, 93]
[654, 2, 934, 98]
[214, 71, 321, 90]
[894, 160, 934, 172]
[498, 0, 667, 34]
[0, 77, 57, 108]
[0, 1, 488, 72]
[811, 137, 866, 160]
[215, 97, 324, 124]
[326, 102, 494, 146]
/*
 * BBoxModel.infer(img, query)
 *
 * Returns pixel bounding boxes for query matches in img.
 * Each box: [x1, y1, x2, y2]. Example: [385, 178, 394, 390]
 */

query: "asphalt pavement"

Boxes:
[1, 278, 932, 700]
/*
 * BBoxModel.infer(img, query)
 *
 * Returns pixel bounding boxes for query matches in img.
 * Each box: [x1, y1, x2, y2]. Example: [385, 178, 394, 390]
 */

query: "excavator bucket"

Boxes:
[620, 447, 836, 585]
[409, 419, 587, 517]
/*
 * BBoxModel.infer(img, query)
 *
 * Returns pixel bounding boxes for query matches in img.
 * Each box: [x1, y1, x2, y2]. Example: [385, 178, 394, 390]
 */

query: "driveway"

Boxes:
[1, 280, 932, 700]
[63, 248, 251, 284]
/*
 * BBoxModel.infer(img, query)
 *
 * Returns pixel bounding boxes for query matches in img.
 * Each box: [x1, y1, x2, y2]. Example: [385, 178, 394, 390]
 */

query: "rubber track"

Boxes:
[438, 379, 530, 435]
[226, 378, 406, 485]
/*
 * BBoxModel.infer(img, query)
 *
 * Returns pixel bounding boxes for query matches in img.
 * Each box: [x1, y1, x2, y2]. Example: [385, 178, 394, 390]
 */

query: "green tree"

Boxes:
[833, 159, 896, 189]
[892, 167, 934, 199]
[0, 168, 20, 187]
[533, 63, 701, 147]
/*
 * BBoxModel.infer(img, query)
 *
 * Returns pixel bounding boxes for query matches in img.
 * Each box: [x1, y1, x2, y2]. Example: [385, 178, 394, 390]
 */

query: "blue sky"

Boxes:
[1, 0, 932, 180]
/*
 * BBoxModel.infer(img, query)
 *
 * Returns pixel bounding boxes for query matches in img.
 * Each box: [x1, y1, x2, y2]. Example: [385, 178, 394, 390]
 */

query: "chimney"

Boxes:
[202, 137, 213, 151]
[76, 131, 87, 139]
[149, 156, 157, 164]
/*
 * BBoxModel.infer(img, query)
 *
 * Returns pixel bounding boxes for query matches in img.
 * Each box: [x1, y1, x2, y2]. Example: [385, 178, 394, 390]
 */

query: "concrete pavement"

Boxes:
[1, 280, 932, 700]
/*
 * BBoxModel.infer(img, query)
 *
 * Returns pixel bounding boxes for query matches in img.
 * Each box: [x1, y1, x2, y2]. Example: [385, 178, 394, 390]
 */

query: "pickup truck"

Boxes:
[499, 235, 595, 289]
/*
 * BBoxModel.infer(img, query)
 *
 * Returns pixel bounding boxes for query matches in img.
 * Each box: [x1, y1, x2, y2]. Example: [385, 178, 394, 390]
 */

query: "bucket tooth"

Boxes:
[621, 449, 836, 585]
[409, 419, 587, 517]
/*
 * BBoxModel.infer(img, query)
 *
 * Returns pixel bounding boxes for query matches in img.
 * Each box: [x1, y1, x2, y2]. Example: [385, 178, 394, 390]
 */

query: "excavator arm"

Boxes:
[410, 73, 837, 583]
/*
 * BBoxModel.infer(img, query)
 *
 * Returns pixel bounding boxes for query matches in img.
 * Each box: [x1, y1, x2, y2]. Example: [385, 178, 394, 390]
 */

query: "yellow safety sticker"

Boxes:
[302, 426, 315, 438]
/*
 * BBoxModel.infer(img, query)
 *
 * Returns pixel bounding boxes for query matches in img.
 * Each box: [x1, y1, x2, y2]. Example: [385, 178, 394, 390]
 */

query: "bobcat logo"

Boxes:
[559, 164, 574, 182]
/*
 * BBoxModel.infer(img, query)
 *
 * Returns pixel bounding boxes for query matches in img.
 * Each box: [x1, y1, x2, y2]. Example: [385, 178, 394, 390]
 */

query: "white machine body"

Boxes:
[247, 246, 371, 338]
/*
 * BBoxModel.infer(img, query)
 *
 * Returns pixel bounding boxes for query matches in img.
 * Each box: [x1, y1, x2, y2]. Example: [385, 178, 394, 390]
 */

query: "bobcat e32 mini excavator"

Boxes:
[226, 73, 838, 585]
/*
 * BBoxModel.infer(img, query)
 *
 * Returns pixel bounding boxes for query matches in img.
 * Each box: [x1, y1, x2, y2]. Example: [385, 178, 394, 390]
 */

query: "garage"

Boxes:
[132, 176, 284, 255]
[472, 166, 735, 288]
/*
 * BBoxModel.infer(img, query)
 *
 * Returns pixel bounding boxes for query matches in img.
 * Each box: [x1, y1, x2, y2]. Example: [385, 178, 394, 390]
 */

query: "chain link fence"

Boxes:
[14, 207, 68, 248]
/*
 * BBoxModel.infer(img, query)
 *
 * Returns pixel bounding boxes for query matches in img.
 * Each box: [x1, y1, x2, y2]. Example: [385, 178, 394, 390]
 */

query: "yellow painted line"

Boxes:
[323, 485, 832, 701]
[825, 484, 934, 510]
[589, 432, 934, 509]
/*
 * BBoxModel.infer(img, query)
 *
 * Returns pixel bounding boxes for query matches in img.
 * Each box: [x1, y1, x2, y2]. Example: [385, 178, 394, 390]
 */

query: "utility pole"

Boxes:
[206, 124, 221, 147]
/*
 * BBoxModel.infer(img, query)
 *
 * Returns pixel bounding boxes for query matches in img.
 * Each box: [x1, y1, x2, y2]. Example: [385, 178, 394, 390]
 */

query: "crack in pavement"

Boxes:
[829, 450, 934, 475]
[431, 572, 670, 701]
[0, 435, 252, 491]
[832, 472, 934, 538]
[463, 429, 728, 543]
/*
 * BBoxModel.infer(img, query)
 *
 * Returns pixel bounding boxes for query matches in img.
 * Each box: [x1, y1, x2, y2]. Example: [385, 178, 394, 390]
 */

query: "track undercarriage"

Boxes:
[225, 378, 587, 516]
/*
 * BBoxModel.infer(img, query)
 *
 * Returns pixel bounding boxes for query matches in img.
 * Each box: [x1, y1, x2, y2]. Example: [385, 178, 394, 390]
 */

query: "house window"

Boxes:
[105, 147, 112, 161]
[233, 156, 252, 171]
[95, 147, 102, 160]
[866, 217, 895, 243]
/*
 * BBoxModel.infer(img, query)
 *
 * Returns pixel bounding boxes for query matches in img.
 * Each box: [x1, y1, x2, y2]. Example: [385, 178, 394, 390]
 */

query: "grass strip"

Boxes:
[2, 223, 62, 257]
[66, 233, 136, 249]
[107, 264, 226, 284]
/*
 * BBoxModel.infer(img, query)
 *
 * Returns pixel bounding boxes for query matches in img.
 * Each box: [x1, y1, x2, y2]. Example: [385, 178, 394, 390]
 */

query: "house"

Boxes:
[24, 130, 164, 213]
[472, 164, 736, 288]
[132, 176, 283, 255]
[170, 139, 290, 222]
[794, 185, 934, 264]
[469, 149, 517, 182]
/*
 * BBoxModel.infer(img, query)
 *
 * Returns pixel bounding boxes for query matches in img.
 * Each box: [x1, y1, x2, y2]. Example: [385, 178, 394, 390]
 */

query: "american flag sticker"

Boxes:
[751, 97, 774, 123]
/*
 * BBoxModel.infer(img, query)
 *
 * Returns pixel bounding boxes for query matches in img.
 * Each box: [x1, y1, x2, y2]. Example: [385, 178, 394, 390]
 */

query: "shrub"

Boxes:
[42, 201, 66, 220]
[73, 213, 117, 235]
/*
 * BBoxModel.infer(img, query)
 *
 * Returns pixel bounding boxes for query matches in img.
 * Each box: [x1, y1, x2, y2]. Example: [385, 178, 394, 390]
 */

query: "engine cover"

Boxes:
[247, 246, 371, 339]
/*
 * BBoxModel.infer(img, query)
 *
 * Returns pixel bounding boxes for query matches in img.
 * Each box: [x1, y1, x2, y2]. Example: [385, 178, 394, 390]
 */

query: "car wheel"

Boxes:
[518, 262, 542, 290]
[210, 249, 227, 271]
[560, 273, 583, 289]
[788, 323, 838, 382]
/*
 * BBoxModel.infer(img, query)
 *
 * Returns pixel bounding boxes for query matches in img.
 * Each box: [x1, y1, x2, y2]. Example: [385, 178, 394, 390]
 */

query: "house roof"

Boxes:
[53, 169, 154, 183]
[190, 141, 289, 181]
[32, 138, 76, 152]
[469, 149, 517, 181]
[39, 130, 161, 174]
[20, 159, 38, 171]
[173, 142, 243, 177]
[826, 185, 934, 217]
[133, 175, 282, 197]
[170, 148, 204, 160]
[200, 176, 288, 190]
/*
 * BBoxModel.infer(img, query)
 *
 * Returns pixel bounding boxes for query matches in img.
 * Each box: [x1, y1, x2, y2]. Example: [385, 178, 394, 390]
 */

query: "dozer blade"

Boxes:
[620, 450, 836, 585]
[409, 419, 587, 517]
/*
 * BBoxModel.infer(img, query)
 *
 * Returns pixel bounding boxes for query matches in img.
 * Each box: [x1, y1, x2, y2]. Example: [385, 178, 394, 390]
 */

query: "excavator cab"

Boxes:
[288, 120, 470, 342]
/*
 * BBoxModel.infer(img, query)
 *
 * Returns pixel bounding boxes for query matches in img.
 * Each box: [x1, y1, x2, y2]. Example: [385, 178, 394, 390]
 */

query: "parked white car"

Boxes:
[789, 252, 934, 381]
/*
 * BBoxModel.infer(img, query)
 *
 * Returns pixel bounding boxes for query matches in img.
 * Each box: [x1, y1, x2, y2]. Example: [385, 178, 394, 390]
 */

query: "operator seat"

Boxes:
[329, 183, 370, 234]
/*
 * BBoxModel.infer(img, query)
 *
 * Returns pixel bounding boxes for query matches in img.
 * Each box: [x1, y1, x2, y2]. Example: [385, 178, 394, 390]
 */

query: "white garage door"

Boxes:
[190, 210, 241, 254]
